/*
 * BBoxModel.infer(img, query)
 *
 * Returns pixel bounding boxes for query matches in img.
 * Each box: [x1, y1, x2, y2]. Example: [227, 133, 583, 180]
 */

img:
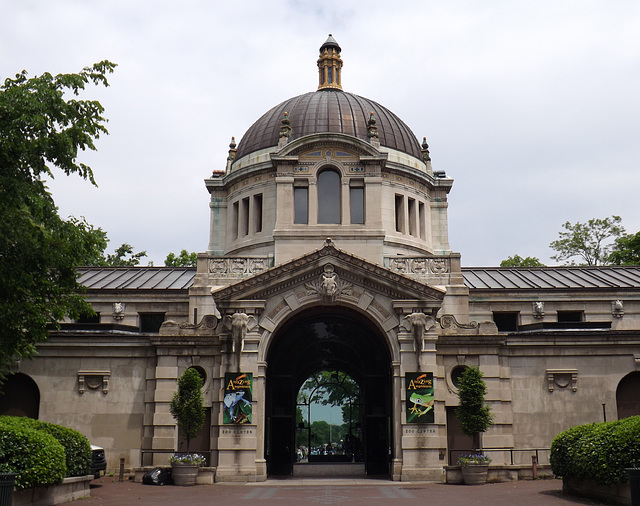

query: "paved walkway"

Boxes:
[79, 476, 611, 505]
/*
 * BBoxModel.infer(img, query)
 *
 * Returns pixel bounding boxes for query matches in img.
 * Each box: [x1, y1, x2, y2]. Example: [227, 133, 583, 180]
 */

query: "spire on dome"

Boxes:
[317, 34, 343, 91]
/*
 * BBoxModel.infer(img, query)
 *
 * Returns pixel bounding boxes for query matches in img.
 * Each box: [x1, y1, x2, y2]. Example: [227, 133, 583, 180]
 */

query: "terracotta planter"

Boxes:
[171, 462, 199, 486]
[461, 464, 489, 485]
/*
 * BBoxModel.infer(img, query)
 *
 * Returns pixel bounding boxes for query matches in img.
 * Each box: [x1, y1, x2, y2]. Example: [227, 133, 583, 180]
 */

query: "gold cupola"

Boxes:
[317, 34, 343, 90]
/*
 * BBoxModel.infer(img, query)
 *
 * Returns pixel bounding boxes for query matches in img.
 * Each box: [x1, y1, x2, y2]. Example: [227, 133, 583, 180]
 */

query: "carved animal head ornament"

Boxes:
[222, 312, 258, 353]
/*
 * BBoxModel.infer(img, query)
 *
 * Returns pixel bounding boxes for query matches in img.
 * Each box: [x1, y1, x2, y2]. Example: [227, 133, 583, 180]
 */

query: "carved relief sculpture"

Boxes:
[400, 312, 436, 354]
[223, 312, 258, 356]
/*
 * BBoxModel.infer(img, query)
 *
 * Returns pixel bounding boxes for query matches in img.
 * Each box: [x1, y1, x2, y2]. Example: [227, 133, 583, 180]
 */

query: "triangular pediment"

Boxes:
[212, 239, 445, 304]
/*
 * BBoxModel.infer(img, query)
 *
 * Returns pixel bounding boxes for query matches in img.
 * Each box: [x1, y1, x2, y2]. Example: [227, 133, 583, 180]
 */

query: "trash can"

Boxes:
[0, 472, 16, 506]
[627, 468, 640, 506]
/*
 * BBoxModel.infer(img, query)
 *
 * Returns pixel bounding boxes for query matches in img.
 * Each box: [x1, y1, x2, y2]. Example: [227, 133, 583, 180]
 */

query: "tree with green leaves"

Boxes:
[0, 61, 116, 384]
[500, 255, 545, 267]
[549, 216, 625, 266]
[456, 367, 492, 451]
[99, 243, 147, 266]
[165, 249, 197, 267]
[169, 368, 205, 452]
[609, 231, 640, 265]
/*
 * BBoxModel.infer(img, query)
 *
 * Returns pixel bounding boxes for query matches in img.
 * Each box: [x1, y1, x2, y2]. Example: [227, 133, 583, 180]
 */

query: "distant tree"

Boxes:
[165, 249, 197, 267]
[609, 231, 640, 265]
[549, 216, 625, 266]
[100, 243, 147, 266]
[500, 255, 545, 267]
[0, 61, 116, 384]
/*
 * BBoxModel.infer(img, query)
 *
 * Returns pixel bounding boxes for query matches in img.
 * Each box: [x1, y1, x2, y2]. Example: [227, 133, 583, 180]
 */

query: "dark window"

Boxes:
[318, 170, 340, 224]
[493, 312, 519, 332]
[419, 201, 426, 239]
[557, 311, 583, 322]
[253, 194, 263, 233]
[139, 313, 165, 333]
[294, 187, 308, 224]
[232, 201, 239, 239]
[408, 198, 416, 236]
[451, 366, 468, 389]
[395, 194, 405, 233]
[241, 197, 250, 236]
[350, 185, 364, 224]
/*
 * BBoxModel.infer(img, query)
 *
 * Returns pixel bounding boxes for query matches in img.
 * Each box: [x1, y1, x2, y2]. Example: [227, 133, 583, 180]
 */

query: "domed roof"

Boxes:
[235, 89, 423, 160]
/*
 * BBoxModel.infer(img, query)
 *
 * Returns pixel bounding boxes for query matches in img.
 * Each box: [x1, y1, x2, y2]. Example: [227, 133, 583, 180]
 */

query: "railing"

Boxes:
[139, 449, 213, 467]
[449, 448, 550, 466]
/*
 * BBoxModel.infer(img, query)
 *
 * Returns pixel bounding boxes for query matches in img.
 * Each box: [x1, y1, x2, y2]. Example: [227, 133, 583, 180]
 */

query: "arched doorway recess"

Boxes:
[0, 373, 40, 418]
[616, 371, 640, 419]
[265, 308, 392, 477]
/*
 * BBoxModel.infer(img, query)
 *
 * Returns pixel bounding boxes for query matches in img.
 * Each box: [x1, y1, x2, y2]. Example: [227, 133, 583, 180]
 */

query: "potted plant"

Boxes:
[457, 453, 492, 485]
[456, 366, 493, 485]
[169, 368, 206, 485]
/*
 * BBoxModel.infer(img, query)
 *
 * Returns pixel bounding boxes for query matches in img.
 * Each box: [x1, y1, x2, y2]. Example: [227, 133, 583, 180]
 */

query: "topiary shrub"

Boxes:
[551, 416, 640, 486]
[3, 417, 92, 477]
[0, 418, 67, 489]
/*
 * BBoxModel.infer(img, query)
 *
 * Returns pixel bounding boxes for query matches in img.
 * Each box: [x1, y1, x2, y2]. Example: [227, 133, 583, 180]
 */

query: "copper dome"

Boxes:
[234, 89, 423, 161]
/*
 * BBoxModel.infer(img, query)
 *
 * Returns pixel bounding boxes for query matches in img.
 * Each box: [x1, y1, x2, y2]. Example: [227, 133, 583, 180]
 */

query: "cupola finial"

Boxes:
[317, 34, 343, 91]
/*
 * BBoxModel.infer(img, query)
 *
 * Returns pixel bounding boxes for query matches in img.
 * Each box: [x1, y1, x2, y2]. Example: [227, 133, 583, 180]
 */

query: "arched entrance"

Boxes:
[0, 373, 40, 418]
[265, 309, 392, 477]
[616, 371, 640, 419]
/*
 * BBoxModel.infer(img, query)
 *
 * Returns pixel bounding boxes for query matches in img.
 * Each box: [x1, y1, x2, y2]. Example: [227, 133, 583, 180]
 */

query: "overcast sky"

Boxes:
[2, 1, 639, 267]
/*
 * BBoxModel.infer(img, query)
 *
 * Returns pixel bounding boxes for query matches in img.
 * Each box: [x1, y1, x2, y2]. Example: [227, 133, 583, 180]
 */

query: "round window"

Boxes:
[450, 365, 468, 389]
[188, 366, 207, 386]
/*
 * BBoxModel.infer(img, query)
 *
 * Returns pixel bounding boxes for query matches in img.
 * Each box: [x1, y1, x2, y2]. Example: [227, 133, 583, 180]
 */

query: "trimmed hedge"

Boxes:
[550, 416, 640, 486]
[0, 416, 91, 488]
[0, 419, 66, 489]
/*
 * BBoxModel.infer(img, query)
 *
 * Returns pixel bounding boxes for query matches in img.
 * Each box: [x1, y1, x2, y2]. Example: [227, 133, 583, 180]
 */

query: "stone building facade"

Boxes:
[2, 36, 639, 482]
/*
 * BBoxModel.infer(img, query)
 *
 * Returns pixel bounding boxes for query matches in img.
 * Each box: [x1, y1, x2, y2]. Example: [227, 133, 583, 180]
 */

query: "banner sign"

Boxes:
[223, 372, 252, 424]
[405, 372, 434, 424]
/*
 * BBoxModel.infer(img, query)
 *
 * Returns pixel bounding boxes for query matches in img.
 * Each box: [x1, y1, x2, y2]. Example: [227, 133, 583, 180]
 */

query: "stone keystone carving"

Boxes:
[400, 312, 436, 353]
[223, 312, 258, 355]
[305, 264, 352, 303]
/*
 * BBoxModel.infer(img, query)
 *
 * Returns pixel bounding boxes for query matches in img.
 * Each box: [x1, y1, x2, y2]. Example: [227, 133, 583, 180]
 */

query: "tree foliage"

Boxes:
[609, 231, 640, 266]
[549, 216, 625, 266]
[456, 366, 492, 451]
[0, 61, 116, 383]
[98, 243, 147, 266]
[165, 249, 197, 267]
[169, 368, 205, 452]
[500, 255, 545, 267]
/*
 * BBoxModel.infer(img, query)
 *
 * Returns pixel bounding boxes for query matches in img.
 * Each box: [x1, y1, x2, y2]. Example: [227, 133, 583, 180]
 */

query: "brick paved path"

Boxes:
[78, 477, 610, 505]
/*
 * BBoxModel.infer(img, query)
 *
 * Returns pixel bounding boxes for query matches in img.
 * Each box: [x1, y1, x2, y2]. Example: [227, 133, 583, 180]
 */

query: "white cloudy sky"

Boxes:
[2, 0, 639, 266]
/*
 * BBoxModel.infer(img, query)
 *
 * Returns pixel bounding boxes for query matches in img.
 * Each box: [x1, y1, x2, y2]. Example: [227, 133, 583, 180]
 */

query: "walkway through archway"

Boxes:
[265, 309, 392, 477]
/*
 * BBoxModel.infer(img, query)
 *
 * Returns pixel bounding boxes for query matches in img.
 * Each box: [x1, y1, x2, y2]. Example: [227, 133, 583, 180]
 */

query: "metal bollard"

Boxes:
[119, 458, 125, 482]
[532, 455, 538, 480]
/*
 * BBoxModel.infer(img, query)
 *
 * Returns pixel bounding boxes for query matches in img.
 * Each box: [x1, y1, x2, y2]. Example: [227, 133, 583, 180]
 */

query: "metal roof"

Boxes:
[77, 267, 195, 290]
[462, 266, 640, 290]
[76, 266, 640, 292]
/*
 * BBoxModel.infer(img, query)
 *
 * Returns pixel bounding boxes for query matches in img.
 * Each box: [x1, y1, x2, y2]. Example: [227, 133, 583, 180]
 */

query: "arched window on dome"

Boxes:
[317, 169, 341, 224]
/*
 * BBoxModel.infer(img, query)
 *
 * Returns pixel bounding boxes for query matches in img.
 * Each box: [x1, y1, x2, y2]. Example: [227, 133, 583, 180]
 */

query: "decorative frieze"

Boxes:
[385, 256, 450, 275]
[208, 257, 272, 277]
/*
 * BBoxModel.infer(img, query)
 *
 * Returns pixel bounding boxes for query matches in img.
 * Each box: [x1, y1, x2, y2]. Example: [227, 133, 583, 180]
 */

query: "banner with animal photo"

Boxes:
[405, 372, 434, 424]
[223, 372, 252, 424]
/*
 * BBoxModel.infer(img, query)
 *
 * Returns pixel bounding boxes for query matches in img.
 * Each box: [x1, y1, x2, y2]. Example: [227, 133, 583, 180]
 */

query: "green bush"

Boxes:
[2, 417, 91, 477]
[551, 416, 640, 486]
[0, 418, 67, 489]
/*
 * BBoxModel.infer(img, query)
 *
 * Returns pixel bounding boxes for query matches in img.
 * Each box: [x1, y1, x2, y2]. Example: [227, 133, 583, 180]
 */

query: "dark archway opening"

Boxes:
[265, 309, 392, 477]
[0, 373, 40, 419]
[616, 371, 640, 420]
